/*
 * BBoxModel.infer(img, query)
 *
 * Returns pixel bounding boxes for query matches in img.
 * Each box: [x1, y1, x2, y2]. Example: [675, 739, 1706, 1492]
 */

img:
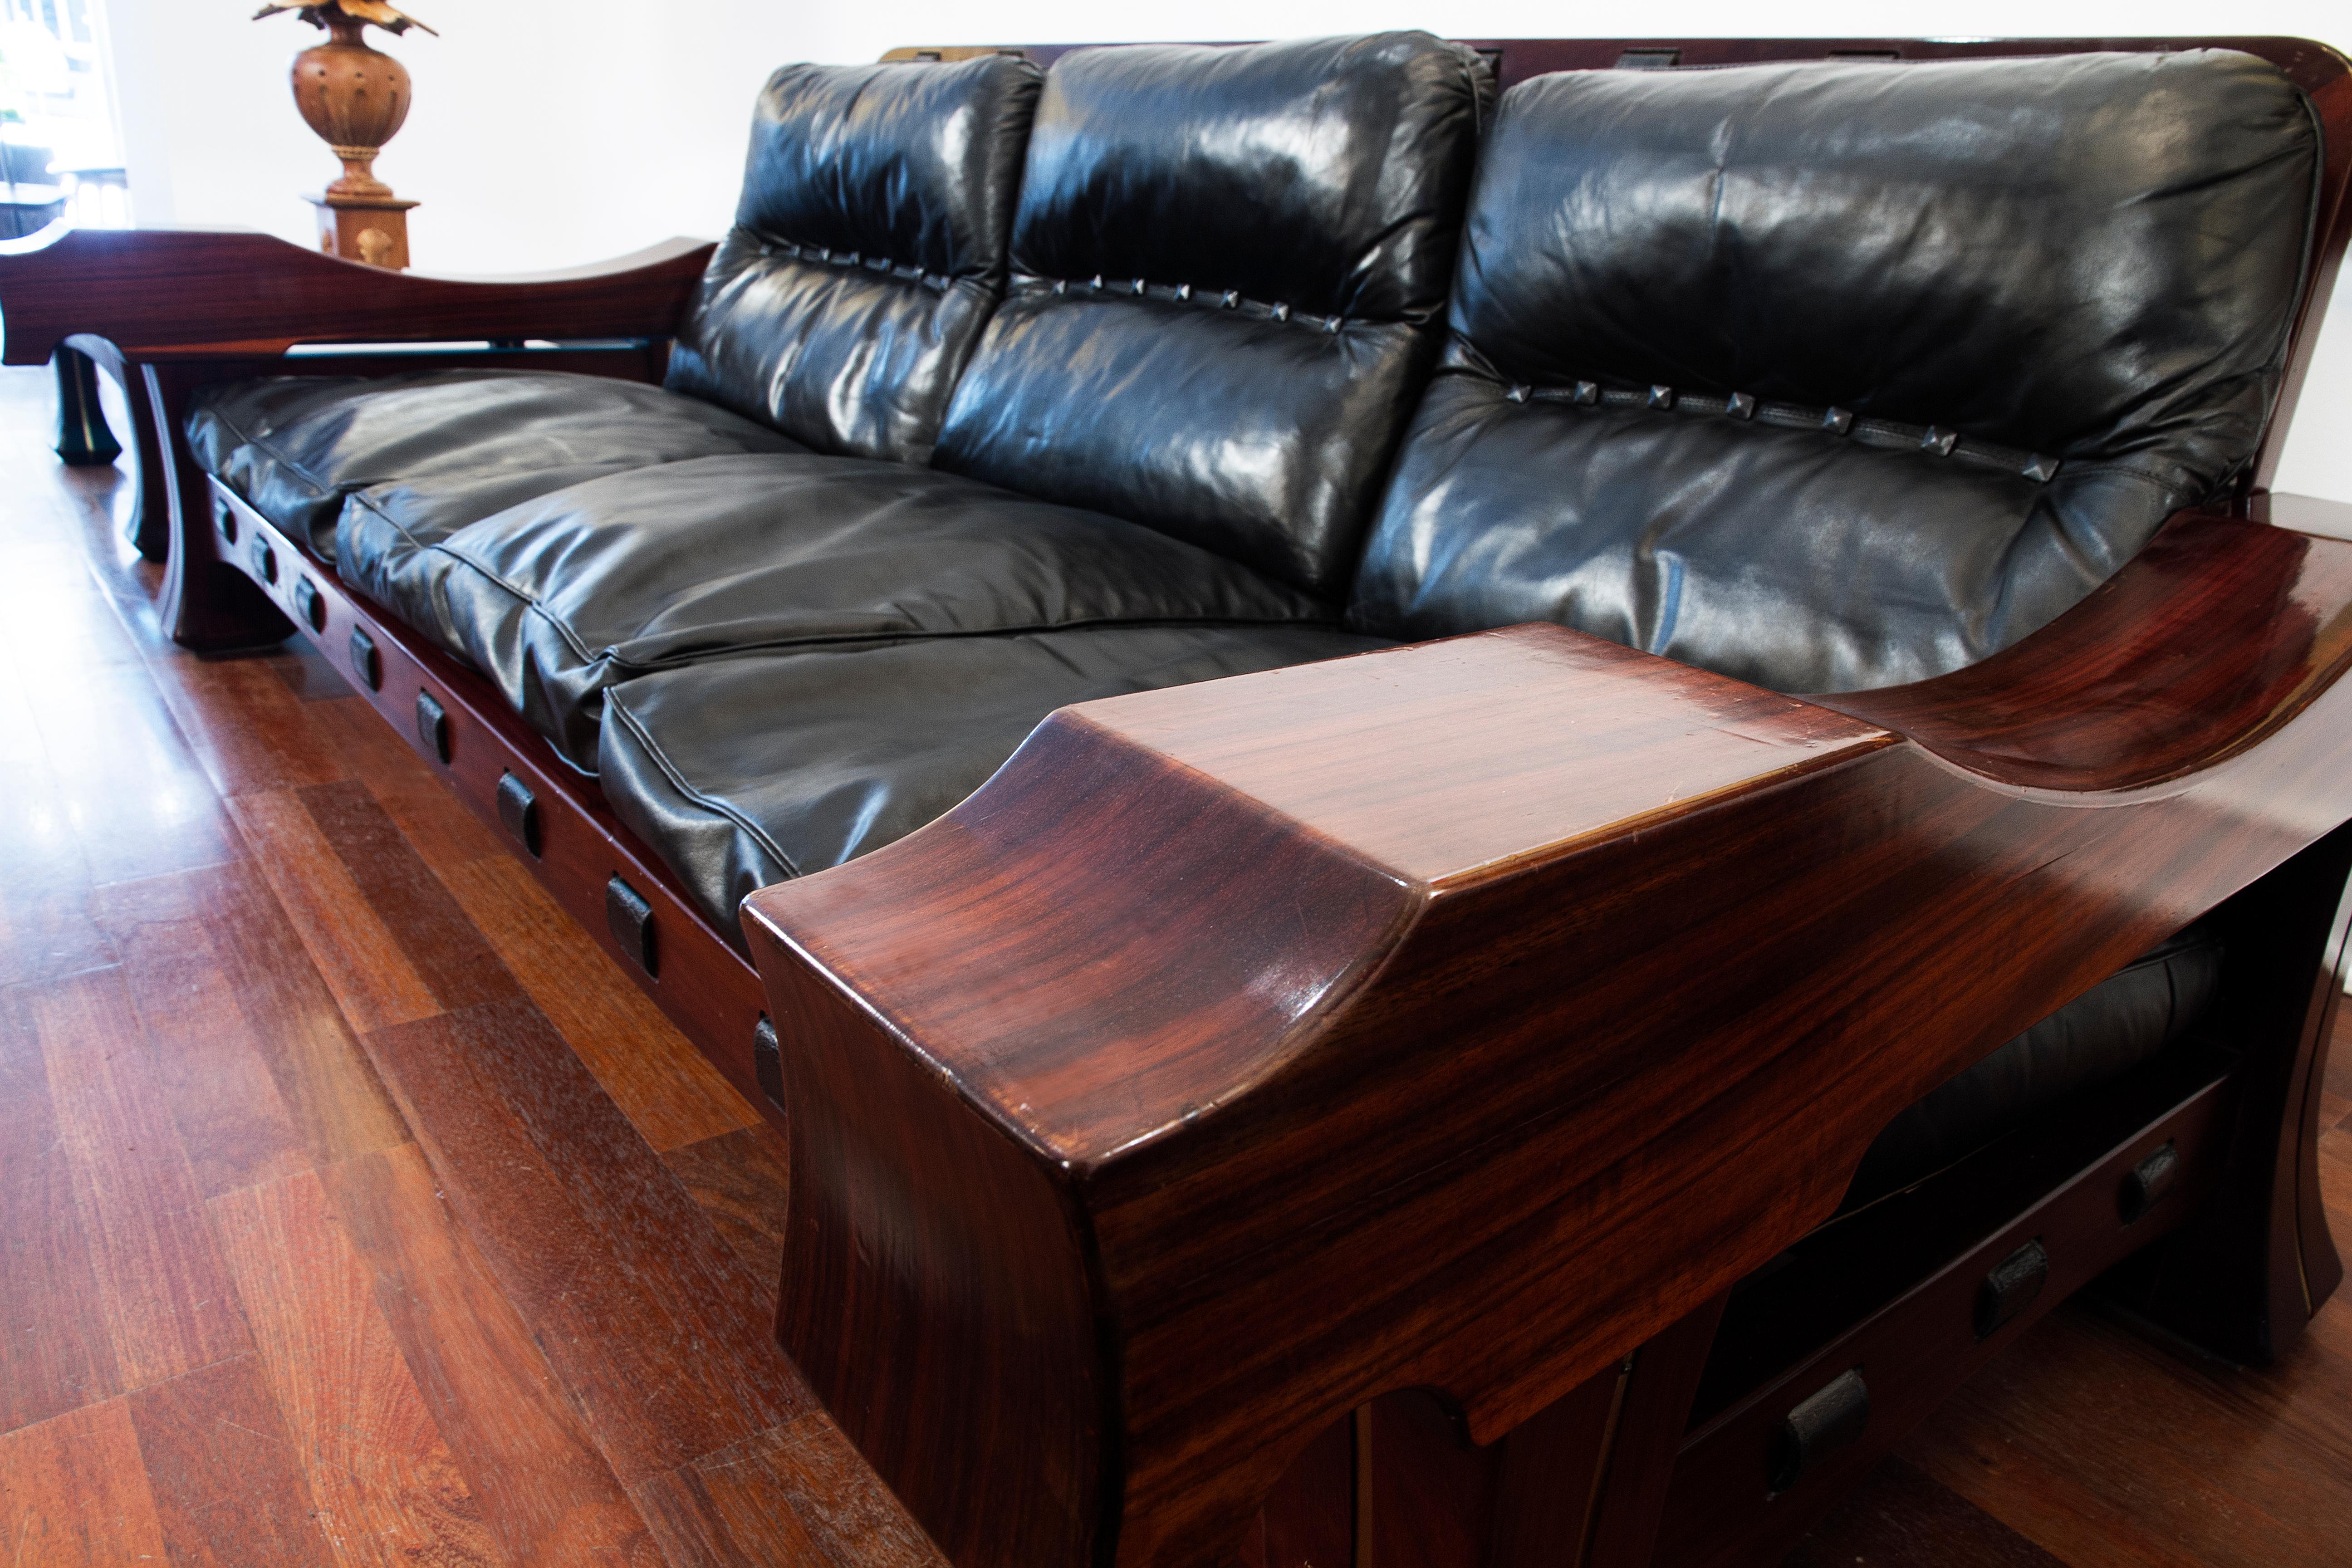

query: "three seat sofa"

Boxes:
[8, 30, 2352, 1568]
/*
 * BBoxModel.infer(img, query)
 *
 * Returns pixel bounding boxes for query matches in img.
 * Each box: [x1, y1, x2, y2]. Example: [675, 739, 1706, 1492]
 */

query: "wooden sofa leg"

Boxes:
[52, 345, 123, 467]
[2103, 820, 2352, 1364]
[143, 362, 294, 651]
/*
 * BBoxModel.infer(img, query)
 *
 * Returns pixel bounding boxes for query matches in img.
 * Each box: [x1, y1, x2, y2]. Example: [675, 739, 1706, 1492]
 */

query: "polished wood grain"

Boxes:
[745, 509, 2352, 1568]
[126, 1354, 339, 1568]
[0, 367, 914, 1565]
[1786, 1459, 2068, 1568]
[31, 965, 257, 1387]
[0, 980, 123, 1434]
[0, 1400, 173, 1564]
[1816, 511, 2352, 792]
[440, 853, 756, 1155]
[4, 364, 2351, 1562]
[200, 479, 783, 1126]
[209, 1167, 508, 1567]
[0, 229, 714, 363]
[323, 1142, 666, 1568]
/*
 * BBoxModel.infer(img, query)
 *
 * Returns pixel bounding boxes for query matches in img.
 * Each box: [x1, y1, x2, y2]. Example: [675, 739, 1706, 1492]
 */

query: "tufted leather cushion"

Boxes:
[1349, 50, 2322, 692]
[185, 369, 801, 559]
[934, 33, 1490, 598]
[664, 55, 1043, 462]
[598, 625, 1390, 945]
[388, 453, 1330, 771]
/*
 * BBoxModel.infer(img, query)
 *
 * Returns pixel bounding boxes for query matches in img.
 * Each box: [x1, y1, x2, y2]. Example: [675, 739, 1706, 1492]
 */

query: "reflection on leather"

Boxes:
[1348, 50, 2320, 693]
[936, 34, 1492, 597]
[665, 56, 1043, 462]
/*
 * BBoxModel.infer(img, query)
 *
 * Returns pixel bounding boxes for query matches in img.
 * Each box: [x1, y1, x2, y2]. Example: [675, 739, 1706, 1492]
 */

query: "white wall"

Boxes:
[101, 0, 2350, 500]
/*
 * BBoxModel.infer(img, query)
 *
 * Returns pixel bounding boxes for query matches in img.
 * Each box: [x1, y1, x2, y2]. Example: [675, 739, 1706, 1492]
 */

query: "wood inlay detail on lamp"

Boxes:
[256, 1, 436, 271]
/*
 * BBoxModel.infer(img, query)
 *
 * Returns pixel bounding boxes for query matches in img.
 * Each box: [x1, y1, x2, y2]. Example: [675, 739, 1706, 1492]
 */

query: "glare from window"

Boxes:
[1, 0, 126, 236]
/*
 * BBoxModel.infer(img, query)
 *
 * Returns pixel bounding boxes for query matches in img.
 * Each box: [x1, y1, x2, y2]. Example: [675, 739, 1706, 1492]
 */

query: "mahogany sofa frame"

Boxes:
[5, 34, 2351, 1568]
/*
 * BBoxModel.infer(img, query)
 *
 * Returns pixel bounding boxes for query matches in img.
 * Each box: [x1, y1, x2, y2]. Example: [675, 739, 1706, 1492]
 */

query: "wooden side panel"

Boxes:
[753, 933, 1104, 1568]
[748, 559, 2352, 1568]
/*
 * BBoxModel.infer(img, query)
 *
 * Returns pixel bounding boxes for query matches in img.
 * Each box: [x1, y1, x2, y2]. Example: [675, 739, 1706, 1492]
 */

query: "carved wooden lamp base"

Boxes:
[307, 192, 418, 271]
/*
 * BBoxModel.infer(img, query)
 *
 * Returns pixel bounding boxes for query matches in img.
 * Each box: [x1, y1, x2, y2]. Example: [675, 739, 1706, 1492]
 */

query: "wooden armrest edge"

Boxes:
[0, 228, 715, 364]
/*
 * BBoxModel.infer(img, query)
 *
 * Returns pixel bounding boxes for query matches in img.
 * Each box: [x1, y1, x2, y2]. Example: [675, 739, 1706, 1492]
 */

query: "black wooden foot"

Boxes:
[54, 347, 124, 467]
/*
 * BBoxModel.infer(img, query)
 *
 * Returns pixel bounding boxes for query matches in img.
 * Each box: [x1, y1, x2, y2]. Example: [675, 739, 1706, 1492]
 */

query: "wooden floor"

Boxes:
[0, 363, 2346, 1568]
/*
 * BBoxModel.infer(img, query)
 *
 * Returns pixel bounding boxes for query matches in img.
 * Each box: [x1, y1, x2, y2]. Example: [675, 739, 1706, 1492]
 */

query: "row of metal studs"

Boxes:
[1502, 377, 2060, 484]
[755, 235, 954, 293]
[1034, 274, 1350, 334]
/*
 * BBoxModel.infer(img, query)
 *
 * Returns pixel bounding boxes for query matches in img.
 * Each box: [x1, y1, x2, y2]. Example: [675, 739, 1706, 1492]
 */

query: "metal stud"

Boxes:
[1647, 385, 1676, 411]
[1726, 392, 1757, 421]
[1091, 274, 1105, 291]
[1270, 303, 1291, 323]
[1505, 384, 1531, 404]
[1220, 290, 1240, 309]
[1053, 279, 1068, 295]
[1174, 283, 1192, 302]
[1823, 407, 1855, 436]
[1920, 426, 1958, 457]
[1574, 381, 1600, 406]
[2022, 454, 2060, 484]
[1323, 315, 1341, 333]
[1130, 278, 1147, 296]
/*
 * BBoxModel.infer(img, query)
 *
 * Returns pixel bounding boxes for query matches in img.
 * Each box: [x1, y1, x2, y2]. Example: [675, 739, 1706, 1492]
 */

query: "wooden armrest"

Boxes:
[1813, 507, 2352, 791]
[0, 227, 714, 363]
[741, 510, 2352, 1568]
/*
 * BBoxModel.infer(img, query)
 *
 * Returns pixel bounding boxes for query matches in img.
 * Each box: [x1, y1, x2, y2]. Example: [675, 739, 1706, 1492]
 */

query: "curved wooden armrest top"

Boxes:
[742, 519, 2352, 1568]
[1818, 509, 2352, 793]
[0, 227, 715, 364]
[755, 627, 1892, 1168]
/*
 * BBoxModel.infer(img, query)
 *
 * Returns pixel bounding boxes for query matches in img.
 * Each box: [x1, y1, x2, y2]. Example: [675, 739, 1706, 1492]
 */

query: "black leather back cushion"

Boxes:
[665, 55, 1042, 463]
[935, 33, 1490, 598]
[1351, 50, 2320, 692]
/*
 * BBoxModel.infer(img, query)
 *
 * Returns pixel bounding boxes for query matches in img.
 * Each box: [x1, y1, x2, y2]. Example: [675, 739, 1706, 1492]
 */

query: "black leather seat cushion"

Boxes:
[389, 453, 1332, 771]
[663, 54, 1041, 463]
[1845, 923, 2225, 1210]
[597, 625, 1388, 946]
[933, 33, 1490, 598]
[1348, 49, 2320, 692]
[185, 368, 802, 560]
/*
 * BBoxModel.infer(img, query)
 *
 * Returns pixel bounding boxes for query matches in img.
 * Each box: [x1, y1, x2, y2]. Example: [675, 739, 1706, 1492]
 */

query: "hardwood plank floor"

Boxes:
[0, 366, 2346, 1567]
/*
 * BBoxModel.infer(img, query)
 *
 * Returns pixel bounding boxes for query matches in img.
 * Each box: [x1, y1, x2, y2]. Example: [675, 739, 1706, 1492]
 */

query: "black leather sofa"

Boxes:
[177, 34, 2308, 1201]
[16, 30, 2349, 1568]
